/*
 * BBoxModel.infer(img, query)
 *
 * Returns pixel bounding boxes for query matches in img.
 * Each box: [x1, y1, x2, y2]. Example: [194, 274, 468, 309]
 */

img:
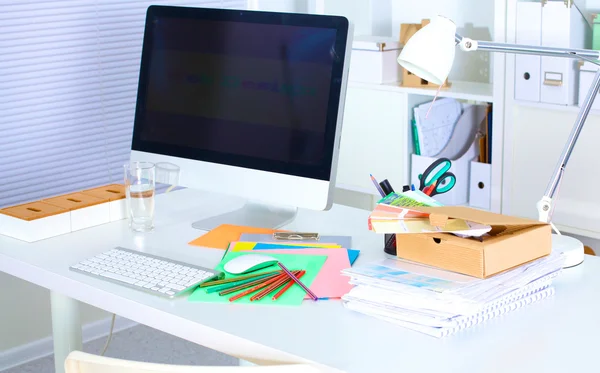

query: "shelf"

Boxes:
[514, 100, 600, 115]
[348, 80, 494, 102]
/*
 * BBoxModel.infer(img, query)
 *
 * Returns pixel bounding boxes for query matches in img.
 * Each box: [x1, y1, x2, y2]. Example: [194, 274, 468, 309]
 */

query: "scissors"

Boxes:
[418, 158, 456, 197]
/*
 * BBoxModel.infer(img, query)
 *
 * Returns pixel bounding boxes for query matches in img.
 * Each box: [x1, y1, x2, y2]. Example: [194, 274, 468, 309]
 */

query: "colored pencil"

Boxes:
[272, 270, 306, 301]
[205, 272, 279, 294]
[218, 273, 282, 296]
[278, 262, 318, 301]
[250, 270, 303, 302]
[228, 272, 295, 302]
[199, 270, 281, 287]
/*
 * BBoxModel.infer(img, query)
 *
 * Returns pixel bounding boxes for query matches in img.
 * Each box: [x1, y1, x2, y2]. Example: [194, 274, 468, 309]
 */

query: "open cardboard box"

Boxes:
[394, 206, 551, 278]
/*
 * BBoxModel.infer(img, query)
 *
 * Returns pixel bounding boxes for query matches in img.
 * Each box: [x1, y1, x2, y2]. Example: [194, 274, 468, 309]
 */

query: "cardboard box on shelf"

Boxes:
[394, 206, 551, 278]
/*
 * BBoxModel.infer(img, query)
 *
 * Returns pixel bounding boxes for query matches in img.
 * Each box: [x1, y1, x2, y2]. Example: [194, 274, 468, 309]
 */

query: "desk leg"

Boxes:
[50, 291, 82, 373]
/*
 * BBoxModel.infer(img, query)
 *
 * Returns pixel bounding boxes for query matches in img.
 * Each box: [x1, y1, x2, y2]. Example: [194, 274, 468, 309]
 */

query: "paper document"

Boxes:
[413, 98, 462, 157]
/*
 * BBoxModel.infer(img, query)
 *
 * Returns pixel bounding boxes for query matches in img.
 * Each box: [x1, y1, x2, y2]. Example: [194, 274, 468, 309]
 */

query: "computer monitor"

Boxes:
[130, 5, 352, 229]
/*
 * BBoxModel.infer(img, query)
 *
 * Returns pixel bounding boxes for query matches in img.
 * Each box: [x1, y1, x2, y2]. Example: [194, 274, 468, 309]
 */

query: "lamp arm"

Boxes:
[454, 33, 600, 60]
[537, 68, 600, 222]
[454, 32, 600, 223]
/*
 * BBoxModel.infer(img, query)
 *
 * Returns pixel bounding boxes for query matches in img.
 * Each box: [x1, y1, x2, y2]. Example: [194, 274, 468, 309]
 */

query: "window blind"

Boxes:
[0, 0, 247, 208]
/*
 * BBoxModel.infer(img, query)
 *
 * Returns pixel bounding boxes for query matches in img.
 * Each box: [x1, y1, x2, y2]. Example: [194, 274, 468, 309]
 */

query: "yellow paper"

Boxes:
[230, 242, 342, 252]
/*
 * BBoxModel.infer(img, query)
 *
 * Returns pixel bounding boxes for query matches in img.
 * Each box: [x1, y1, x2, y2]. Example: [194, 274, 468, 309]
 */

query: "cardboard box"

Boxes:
[395, 206, 551, 278]
[0, 202, 71, 242]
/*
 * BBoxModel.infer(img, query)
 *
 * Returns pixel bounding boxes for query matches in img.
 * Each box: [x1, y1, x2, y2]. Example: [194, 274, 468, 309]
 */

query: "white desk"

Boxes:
[1, 188, 599, 373]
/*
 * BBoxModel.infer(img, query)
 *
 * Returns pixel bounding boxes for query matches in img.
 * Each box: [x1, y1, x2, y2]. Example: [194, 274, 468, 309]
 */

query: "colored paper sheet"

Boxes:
[229, 242, 360, 265]
[188, 251, 327, 306]
[253, 248, 353, 299]
[230, 242, 341, 252]
[188, 224, 285, 249]
[239, 233, 352, 249]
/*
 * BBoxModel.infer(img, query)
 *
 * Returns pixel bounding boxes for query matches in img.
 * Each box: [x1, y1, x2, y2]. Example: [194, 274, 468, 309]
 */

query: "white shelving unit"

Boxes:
[349, 81, 494, 103]
[252, 0, 506, 213]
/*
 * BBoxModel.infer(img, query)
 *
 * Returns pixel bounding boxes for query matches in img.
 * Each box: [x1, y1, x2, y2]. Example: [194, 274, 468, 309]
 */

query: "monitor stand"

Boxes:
[191, 201, 298, 231]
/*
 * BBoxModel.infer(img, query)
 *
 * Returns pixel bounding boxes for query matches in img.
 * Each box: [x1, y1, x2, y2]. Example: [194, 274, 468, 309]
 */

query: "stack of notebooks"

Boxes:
[341, 253, 565, 337]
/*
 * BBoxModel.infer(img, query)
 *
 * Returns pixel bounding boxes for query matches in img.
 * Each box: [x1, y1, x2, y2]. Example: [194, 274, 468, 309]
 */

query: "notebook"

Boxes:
[344, 287, 555, 338]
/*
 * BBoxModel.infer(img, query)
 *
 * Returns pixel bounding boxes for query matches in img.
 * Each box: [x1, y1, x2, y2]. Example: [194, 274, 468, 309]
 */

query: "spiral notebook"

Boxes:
[344, 287, 555, 338]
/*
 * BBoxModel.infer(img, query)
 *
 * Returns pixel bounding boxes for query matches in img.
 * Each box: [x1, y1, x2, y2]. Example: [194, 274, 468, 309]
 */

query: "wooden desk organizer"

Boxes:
[0, 184, 126, 242]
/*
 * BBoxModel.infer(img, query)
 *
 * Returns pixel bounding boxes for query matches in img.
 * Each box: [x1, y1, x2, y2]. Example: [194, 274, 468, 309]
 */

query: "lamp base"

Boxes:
[552, 234, 584, 268]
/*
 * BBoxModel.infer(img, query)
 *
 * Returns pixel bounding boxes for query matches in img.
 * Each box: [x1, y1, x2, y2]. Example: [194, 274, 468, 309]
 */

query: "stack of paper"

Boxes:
[368, 192, 491, 237]
[341, 254, 565, 337]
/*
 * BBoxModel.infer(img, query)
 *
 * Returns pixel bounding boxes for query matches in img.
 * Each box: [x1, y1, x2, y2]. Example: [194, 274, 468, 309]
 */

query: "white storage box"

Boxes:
[469, 161, 492, 210]
[82, 184, 126, 222]
[349, 37, 401, 84]
[0, 202, 71, 242]
[43, 192, 110, 232]
[578, 61, 600, 110]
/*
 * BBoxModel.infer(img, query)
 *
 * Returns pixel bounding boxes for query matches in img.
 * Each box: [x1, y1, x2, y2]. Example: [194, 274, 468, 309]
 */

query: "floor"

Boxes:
[3, 324, 237, 373]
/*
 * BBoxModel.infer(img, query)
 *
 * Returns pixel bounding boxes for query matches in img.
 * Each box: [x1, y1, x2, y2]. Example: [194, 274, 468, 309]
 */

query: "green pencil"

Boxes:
[205, 272, 280, 294]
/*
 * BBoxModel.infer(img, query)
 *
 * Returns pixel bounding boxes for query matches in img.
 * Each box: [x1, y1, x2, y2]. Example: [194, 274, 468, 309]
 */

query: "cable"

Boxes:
[100, 313, 116, 356]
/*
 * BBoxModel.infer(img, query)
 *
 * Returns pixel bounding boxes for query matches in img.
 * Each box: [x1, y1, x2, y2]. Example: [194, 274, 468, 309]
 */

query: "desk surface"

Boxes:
[1, 188, 599, 372]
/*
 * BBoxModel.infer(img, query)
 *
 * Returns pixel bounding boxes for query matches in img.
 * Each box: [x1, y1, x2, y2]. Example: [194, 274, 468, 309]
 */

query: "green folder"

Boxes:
[188, 251, 327, 306]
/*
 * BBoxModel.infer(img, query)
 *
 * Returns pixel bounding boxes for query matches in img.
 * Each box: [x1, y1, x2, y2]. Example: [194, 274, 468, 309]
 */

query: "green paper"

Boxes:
[188, 251, 327, 306]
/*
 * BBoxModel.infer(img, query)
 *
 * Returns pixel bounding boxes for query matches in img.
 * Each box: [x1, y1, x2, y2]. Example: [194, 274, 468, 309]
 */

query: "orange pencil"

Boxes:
[272, 270, 306, 301]
[250, 270, 302, 302]
[228, 272, 289, 302]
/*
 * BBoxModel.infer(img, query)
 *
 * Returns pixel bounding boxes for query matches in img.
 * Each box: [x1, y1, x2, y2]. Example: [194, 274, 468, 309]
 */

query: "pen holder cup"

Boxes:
[384, 234, 396, 256]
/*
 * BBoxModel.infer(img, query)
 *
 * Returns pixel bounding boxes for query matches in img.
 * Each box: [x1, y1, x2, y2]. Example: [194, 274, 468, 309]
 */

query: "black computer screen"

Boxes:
[131, 6, 349, 181]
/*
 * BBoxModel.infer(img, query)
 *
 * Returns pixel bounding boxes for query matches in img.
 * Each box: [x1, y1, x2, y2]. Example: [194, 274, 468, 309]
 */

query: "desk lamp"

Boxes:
[398, 15, 600, 268]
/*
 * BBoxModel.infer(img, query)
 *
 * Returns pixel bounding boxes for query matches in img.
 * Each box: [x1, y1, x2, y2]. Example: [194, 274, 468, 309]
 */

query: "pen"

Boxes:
[278, 262, 318, 301]
[370, 174, 386, 197]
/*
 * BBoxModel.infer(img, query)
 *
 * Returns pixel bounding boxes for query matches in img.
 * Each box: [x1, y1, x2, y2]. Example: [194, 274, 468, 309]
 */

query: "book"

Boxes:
[344, 287, 555, 338]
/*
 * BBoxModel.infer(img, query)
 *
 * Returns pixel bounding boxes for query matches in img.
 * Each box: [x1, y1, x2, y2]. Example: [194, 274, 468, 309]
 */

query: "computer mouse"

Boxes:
[223, 254, 278, 275]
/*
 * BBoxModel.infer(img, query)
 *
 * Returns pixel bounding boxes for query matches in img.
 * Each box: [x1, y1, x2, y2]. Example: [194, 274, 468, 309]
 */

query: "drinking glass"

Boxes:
[124, 161, 155, 232]
[155, 162, 180, 194]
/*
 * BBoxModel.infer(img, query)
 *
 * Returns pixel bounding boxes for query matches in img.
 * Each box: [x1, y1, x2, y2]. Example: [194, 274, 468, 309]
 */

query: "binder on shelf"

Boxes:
[469, 161, 492, 210]
[515, 1, 542, 102]
[540, 1, 589, 105]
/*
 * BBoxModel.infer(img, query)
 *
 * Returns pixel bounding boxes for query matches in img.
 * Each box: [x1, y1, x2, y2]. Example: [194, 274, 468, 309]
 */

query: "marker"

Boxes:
[379, 179, 395, 195]
[411, 184, 415, 191]
[370, 174, 386, 197]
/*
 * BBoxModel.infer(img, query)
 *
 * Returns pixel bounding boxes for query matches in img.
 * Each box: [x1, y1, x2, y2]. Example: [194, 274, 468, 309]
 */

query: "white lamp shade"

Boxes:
[397, 16, 457, 85]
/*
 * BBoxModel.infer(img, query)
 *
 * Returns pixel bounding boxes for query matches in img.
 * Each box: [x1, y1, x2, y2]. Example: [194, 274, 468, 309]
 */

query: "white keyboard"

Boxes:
[70, 247, 223, 298]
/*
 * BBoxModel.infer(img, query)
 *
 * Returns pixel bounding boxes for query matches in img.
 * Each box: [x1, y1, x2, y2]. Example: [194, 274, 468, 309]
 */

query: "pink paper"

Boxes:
[251, 248, 353, 299]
